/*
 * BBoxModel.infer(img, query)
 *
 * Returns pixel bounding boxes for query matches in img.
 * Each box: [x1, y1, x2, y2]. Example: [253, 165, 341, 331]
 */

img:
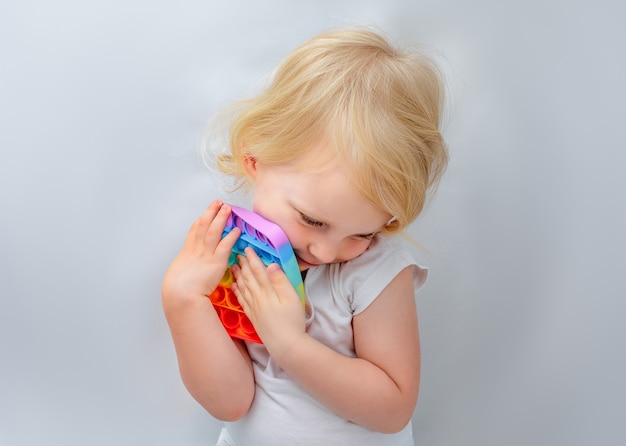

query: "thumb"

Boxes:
[267, 263, 298, 302]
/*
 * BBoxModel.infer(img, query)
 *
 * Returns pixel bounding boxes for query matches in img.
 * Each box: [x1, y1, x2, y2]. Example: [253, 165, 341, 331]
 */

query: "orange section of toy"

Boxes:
[209, 264, 261, 343]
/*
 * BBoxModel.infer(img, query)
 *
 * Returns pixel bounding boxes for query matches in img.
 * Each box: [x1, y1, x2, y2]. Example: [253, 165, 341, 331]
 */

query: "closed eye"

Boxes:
[299, 211, 325, 228]
[355, 232, 377, 241]
[298, 209, 377, 240]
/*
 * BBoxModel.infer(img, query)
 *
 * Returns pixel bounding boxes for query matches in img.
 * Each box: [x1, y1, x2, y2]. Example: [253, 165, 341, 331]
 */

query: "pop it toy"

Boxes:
[208, 205, 306, 343]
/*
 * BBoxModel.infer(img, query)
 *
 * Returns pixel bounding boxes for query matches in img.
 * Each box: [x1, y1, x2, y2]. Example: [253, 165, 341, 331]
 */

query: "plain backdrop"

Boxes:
[1, 1, 625, 445]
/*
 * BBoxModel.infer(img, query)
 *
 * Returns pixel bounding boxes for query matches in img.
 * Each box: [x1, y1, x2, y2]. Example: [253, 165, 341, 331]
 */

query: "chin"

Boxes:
[297, 258, 317, 270]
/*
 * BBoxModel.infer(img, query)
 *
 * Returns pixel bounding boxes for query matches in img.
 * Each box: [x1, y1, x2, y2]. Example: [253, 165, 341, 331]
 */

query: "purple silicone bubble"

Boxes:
[242, 221, 257, 239]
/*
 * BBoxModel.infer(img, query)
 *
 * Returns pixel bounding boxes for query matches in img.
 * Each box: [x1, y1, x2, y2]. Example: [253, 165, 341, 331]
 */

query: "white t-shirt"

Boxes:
[222, 235, 427, 446]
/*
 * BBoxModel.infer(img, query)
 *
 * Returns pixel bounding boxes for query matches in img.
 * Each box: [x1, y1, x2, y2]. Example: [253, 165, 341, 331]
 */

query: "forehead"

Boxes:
[274, 160, 390, 232]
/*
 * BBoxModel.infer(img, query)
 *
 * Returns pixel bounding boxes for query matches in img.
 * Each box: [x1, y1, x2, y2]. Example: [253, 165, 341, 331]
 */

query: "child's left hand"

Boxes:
[231, 247, 306, 359]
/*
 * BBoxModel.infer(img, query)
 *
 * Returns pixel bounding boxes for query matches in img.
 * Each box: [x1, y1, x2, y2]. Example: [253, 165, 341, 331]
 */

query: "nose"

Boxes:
[308, 238, 339, 264]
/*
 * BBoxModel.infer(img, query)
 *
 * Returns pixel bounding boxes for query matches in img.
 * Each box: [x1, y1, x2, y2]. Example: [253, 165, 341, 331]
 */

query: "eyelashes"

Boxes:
[299, 212, 324, 228]
[299, 211, 376, 240]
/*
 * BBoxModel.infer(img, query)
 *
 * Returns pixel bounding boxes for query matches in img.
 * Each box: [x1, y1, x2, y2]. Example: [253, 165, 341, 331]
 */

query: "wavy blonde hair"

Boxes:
[213, 28, 448, 233]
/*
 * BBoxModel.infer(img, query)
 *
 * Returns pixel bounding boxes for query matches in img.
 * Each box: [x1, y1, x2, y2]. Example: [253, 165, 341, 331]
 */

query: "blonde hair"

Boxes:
[214, 28, 448, 233]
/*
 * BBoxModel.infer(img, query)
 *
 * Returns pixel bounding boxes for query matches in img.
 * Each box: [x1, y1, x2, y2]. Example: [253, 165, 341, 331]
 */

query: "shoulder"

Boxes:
[335, 235, 428, 314]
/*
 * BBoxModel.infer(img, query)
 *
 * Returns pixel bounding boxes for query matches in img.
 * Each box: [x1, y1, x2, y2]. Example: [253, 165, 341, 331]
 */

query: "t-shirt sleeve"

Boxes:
[339, 236, 428, 315]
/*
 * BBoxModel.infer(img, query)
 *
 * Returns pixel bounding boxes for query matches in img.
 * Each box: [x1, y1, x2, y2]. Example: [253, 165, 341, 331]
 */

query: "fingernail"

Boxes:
[267, 263, 281, 275]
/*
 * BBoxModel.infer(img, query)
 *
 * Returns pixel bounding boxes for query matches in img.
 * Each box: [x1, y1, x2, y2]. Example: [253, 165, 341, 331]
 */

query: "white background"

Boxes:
[1, 1, 625, 445]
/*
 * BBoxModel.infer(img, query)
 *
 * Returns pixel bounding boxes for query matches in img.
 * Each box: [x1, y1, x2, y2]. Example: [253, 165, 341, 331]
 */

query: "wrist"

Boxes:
[266, 331, 309, 368]
[162, 286, 214, 315]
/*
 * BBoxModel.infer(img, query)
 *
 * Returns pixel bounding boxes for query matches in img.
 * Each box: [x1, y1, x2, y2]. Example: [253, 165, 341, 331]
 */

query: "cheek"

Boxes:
[279, 221, 308, 250]
[250, 198, 303, 249]
[251, 194, 291, 230]
[337, 239, 372, 262]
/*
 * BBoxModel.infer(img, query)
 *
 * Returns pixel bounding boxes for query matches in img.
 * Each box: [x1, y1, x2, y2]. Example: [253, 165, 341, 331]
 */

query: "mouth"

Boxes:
[296, 255, 319, 270]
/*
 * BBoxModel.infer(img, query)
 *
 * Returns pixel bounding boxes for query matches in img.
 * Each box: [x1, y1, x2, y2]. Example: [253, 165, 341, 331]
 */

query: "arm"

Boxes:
[162, 201, 255, 421]
[232, 250, 420, 433]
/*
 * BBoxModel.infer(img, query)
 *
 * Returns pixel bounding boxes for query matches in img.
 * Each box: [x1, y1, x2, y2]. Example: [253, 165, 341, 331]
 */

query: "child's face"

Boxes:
[245, 151, 392, 271]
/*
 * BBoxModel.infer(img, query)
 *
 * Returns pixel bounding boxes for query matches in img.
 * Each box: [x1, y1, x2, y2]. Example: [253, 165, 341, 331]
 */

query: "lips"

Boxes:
[296, 255, 319, 269]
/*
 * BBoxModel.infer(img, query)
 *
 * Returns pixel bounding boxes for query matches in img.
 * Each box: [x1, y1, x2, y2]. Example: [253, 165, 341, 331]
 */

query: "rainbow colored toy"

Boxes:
[209, 205, 305, 343]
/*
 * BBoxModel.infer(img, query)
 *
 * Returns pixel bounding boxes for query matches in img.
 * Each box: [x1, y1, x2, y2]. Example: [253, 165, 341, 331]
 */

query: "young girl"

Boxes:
[162, 28, 448, 446]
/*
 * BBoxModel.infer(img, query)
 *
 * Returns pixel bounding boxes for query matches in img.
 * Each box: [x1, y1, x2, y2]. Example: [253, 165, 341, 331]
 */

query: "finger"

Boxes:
[215, 226, 240, 260]
[243, 248, 274, 287]
[230, 279, 250, 314]
[234, 253, 266, 301]
[231, 264, 255, 312]
[203, 202, 233, 248]
[188, 200, 222, 247]
[197, 200, 223, 228]
[267, 263, 298, 304]
[238, 249, 283, 306]
[235, 253, 256, 287]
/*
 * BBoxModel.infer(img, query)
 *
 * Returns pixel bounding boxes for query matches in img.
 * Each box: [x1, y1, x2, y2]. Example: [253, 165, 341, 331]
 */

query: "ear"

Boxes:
[243, 153, 258, 179]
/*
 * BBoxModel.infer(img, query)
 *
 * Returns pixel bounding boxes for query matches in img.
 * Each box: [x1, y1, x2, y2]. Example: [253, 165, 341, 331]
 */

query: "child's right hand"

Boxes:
[162, 200, 241, 301]
[161, 201, 255, 419]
